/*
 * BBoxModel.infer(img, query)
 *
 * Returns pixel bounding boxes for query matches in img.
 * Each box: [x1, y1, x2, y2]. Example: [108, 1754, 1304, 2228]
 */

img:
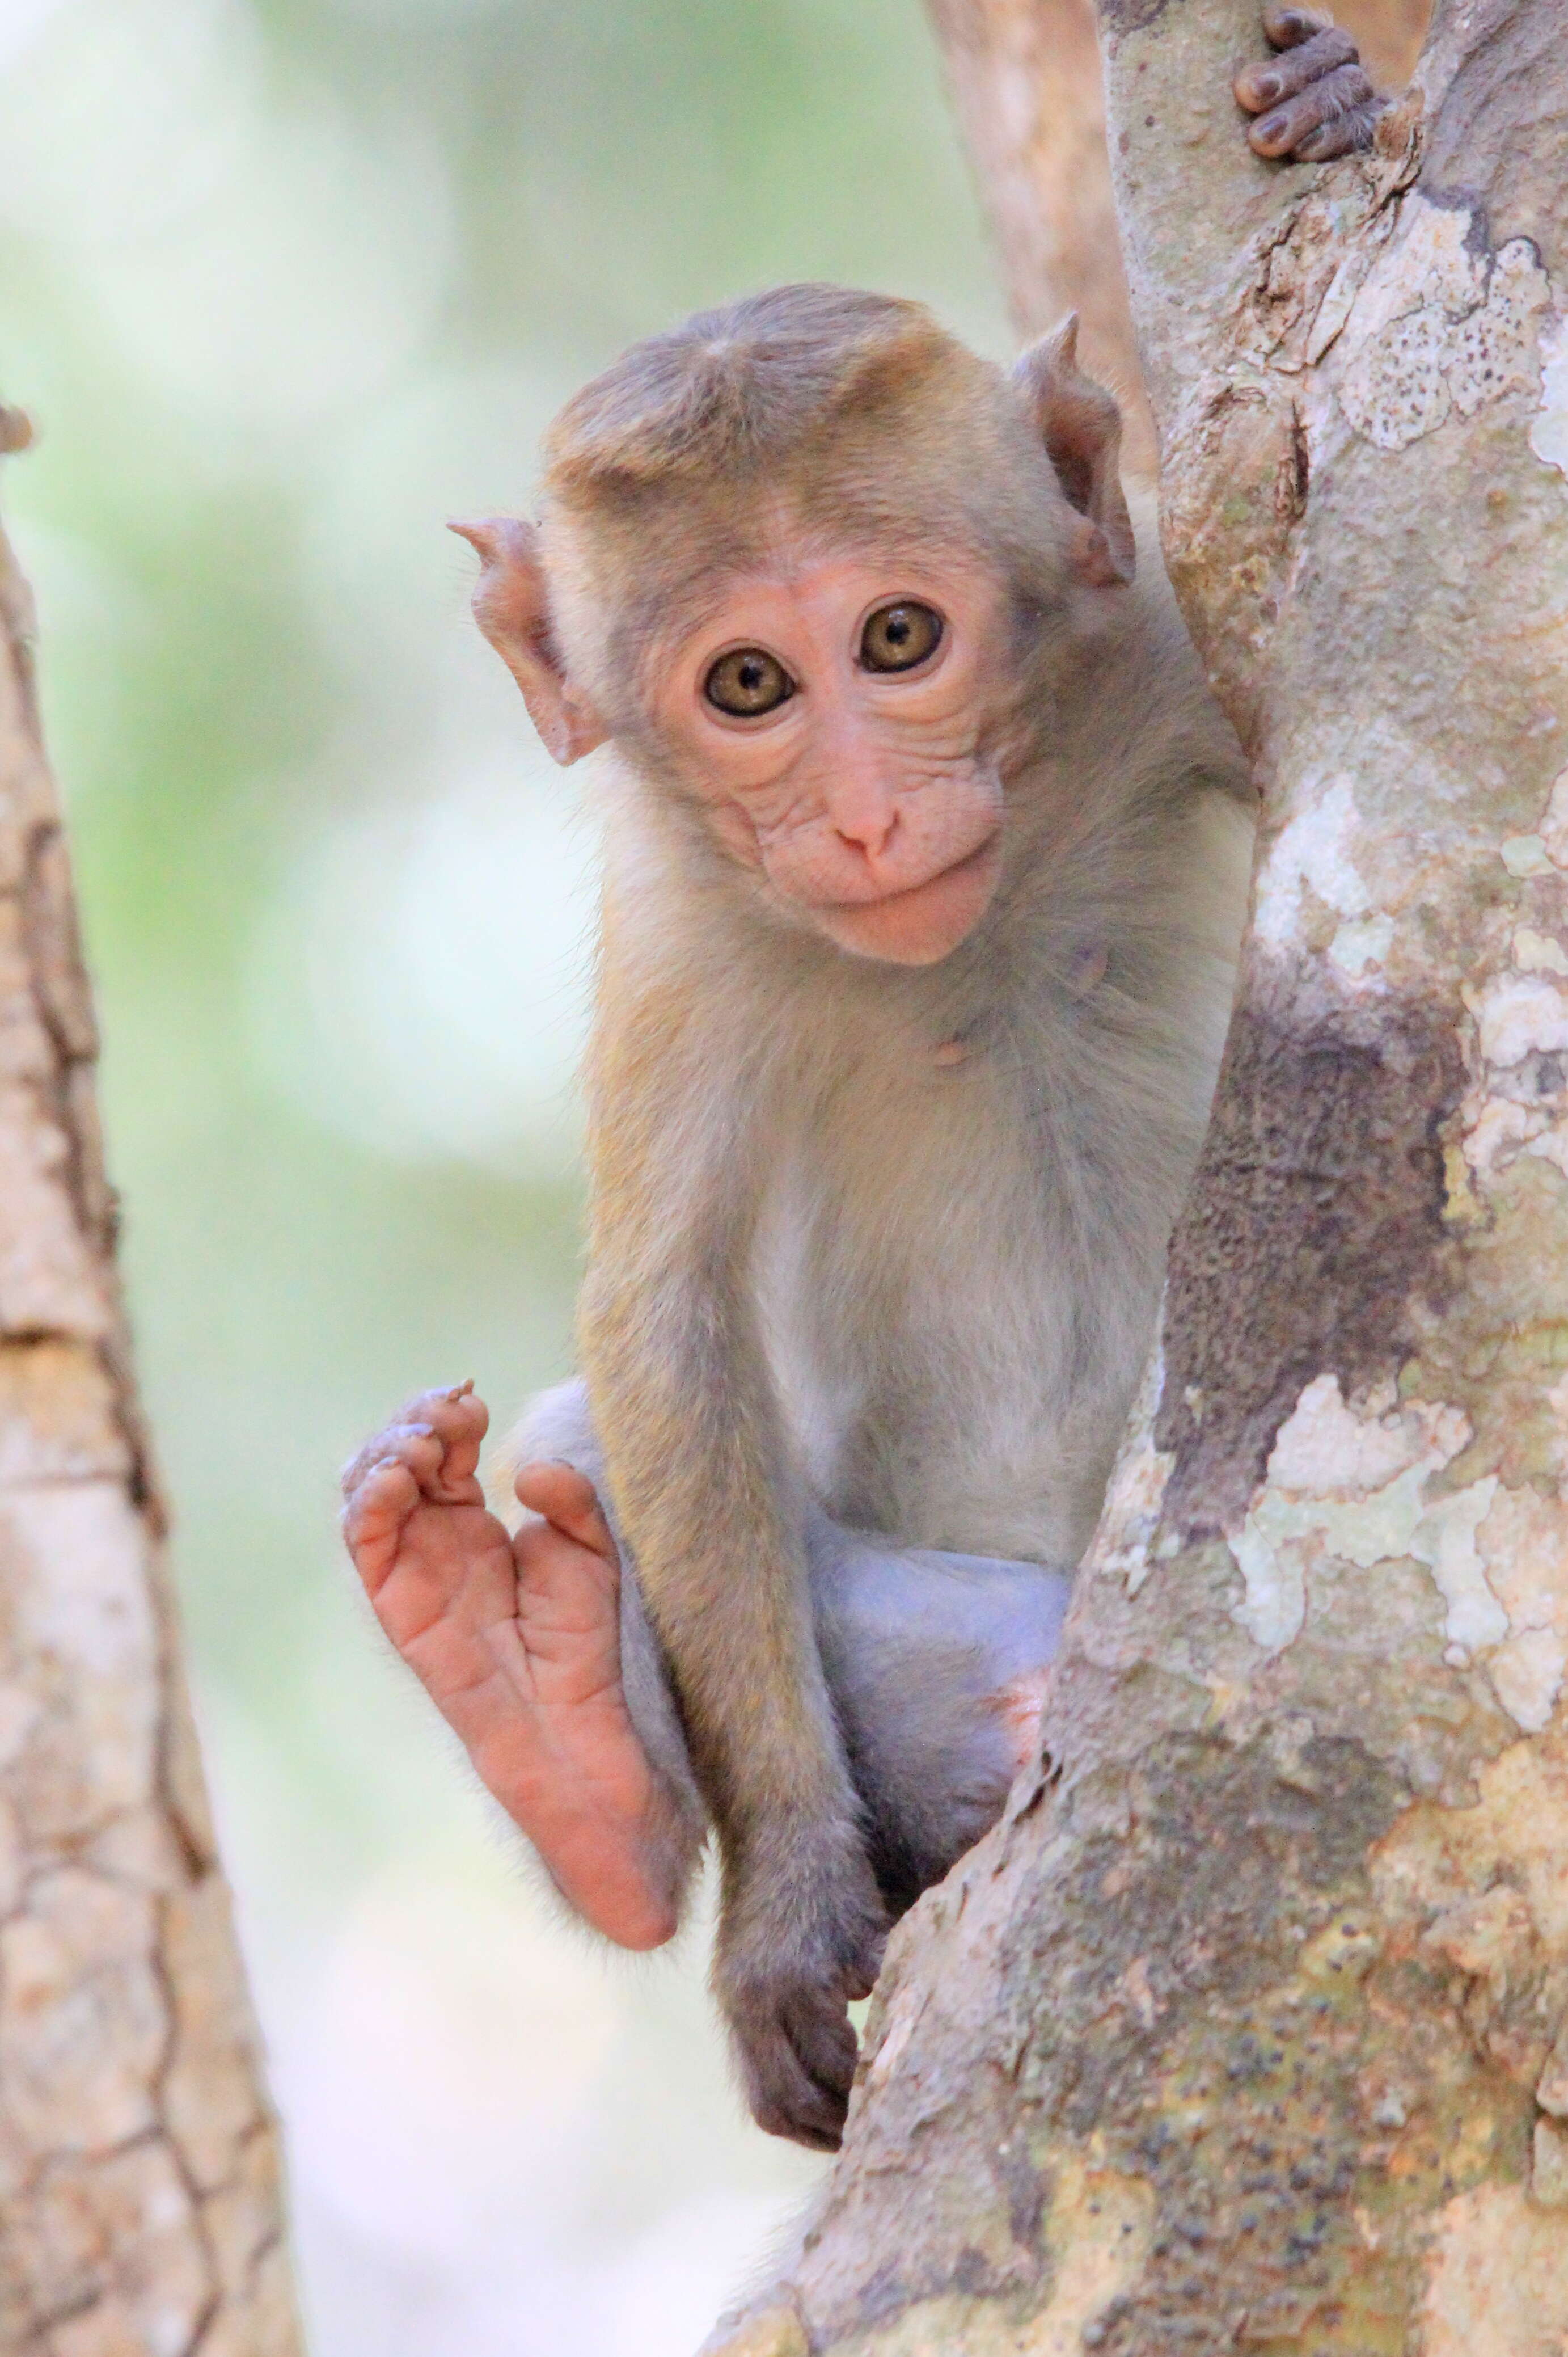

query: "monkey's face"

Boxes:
[648, 552, 1009, 966]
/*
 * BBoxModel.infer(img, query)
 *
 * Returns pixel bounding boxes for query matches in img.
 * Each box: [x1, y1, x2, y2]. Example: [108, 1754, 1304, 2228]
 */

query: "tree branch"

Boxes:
[0, 465, 304, 2355]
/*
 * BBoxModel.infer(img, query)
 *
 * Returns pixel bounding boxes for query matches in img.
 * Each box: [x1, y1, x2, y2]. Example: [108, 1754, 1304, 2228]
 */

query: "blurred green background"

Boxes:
[0, 0, 1008, 2345]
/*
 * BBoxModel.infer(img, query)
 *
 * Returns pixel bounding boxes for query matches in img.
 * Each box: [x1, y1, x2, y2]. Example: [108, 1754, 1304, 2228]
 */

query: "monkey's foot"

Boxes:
[1235, 5, 1385, 163]
[340, 1384, 681, 1949]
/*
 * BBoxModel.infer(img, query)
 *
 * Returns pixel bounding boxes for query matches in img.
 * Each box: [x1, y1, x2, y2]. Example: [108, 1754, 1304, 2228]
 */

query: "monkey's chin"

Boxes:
[811, 837, 1001, 967]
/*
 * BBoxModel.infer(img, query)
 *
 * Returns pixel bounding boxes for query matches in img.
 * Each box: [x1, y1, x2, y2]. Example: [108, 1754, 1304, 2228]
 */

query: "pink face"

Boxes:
[650, 554, 1010, 965]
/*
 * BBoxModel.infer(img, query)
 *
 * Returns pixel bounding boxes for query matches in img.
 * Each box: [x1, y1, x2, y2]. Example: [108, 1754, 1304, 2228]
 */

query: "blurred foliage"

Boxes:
[0, 0, 1007, 2346]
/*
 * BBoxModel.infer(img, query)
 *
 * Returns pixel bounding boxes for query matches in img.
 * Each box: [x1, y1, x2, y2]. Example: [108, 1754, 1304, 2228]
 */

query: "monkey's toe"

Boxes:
[1261, 2, 1334, 46]
[514, 1458, 617, 1559]
[1248, 60, 1378, 158]
[341, 1457, 422, 1592]
[340, 1383, 489, 1512]
[1235, 23, 1356, 111]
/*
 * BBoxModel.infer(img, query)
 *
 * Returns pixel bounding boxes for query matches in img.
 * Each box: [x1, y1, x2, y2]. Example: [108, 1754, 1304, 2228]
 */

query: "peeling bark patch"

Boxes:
[1095, 1326, 1173, 1598]
[1532, 314, 1568, 478]
[1253, 775, 1393, 989]
[1025, 2156, 1153, 2354]
[1458, 860, 1568, 1194]
[1156, 1000, 1464, 1540]
[700, 2309, 809, 2357]
[1474, 1485, 1568, 1732]
[1225, 1374, 1510, 1660]
[1334, 197, 1551, 451]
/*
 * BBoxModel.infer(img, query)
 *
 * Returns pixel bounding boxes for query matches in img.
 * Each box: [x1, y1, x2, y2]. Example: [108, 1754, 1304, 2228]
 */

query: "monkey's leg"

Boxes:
[516, 1382, 1070, 1924]
[353, 1378, 1067, 1969]
[510, 1380, 707, 1873]
[341, 1382, 701, 1947]
[808, 1520, 1072, 1913]
[593, 1505, 1067, 1917]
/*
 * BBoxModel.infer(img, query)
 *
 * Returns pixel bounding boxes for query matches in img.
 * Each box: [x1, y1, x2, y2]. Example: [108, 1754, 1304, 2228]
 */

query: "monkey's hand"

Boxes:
[1235, 5, 1385, 163]
[715, 1825, 889, 2151]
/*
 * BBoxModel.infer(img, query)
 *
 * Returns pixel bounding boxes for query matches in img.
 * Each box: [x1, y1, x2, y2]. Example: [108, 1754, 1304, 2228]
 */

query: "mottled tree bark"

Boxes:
[0, 432, 303, 2357]
[709, 1, 1568, 2350]
[925, 0, 1430, 479]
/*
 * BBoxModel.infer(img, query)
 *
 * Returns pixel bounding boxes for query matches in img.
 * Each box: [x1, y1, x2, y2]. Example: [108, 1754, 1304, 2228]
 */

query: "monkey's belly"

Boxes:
[824, 1409, 1120, 1568]
[770, 1323, 1133, 1572]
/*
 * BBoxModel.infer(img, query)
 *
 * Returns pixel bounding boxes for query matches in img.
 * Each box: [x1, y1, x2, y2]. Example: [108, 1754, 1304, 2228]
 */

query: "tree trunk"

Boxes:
[707, 1, 1568, 2349]
[926, 0, 1431, 479]
[0, 431, 303, 2357]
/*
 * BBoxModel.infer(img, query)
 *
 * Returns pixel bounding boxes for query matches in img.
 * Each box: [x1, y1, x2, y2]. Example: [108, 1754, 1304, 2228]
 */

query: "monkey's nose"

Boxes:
[834, 806, 901, 865]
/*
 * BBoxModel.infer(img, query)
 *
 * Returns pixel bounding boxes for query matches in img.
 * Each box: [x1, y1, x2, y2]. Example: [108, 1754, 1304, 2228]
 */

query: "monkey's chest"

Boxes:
[753, 1047, 1149, 1565]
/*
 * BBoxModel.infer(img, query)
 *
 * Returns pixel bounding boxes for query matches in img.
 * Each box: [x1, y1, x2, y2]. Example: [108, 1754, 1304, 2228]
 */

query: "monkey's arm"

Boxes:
[577, 945, 886, 2151]
[1235, 5, 1386, 163]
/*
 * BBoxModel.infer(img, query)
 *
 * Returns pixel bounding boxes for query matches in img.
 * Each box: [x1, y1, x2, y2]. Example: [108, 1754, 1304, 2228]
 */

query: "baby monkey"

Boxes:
[343, 10, 1384, 2149]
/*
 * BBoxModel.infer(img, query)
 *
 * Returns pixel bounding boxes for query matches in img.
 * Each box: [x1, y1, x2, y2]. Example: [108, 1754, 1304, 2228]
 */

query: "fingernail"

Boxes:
[1258, 110, 1289, 140]
[1254, 71, 1280, 99]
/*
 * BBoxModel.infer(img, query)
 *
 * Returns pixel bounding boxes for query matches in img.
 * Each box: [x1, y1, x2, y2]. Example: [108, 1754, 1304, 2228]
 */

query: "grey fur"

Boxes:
[510, 299, 1255, 2147]
[513, 1380, 1072, 1911]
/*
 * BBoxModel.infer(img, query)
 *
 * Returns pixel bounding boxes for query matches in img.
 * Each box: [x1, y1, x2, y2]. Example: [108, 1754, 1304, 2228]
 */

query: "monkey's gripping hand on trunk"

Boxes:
[1235, 3, 1387, 162]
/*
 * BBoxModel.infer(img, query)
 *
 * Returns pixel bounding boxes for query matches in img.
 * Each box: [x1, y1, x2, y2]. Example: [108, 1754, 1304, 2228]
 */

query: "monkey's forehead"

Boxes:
[551, 473, 1059, 647]
[608, 520, 994, 659]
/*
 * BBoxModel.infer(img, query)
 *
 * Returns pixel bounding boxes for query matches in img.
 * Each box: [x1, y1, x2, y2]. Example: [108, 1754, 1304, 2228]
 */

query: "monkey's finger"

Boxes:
[784, 1988, 861, 2118]
[742, 2002, 856, 2151]
[1261, 2, 1334, 48]
[1294, 94, 1387, 159]
[1248, 61, 1376, 156]
[514, 1460, 618, 1562]
[1235, 24, 1356, 112]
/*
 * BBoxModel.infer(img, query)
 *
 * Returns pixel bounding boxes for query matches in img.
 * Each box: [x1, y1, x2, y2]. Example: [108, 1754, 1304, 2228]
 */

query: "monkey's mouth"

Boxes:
[812, 832, 1002, 965]
[819, 830, 1001, 916]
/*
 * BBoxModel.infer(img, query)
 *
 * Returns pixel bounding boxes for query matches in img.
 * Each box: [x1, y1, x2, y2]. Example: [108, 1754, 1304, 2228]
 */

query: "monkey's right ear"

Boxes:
[449, 517, 608, 766]
[1010, 318, 1136, 588]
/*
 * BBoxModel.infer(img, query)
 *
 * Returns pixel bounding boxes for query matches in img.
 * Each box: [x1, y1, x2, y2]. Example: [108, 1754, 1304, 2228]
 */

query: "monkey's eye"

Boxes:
[704, 647, 795, 718]
[860, 601, 943, 674]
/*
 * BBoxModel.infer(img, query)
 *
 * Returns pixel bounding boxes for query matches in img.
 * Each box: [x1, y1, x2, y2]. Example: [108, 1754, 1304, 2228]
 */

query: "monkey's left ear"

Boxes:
[1011, 317, 1136, 588]
[449, 517, 608, 765]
